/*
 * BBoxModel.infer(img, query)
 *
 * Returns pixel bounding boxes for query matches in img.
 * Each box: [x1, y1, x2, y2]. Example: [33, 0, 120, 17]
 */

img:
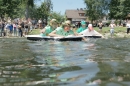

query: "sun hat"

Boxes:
[62, 20, 71, 27]
[50, 19, 58, 26]
[65, 20, 71, 25]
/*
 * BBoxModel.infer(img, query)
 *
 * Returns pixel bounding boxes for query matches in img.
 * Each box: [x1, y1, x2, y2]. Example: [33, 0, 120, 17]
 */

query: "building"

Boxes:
[65, 8, 87, 24]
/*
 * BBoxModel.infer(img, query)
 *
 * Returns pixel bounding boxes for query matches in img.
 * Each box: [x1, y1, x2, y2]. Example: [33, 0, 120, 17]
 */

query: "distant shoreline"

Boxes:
[0, 32, 130, 39]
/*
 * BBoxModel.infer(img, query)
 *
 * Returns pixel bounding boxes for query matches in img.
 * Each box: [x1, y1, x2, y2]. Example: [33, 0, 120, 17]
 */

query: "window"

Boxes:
[79, 13, 85, 16]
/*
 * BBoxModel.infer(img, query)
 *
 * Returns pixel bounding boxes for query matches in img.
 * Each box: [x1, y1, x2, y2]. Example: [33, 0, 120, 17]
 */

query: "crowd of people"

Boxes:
[1, 17, 130, 38]
[0, 17, 45, 37]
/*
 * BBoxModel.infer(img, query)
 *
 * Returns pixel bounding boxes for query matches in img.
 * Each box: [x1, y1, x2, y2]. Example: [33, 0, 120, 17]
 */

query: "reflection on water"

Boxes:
[0, 38, 130, 86]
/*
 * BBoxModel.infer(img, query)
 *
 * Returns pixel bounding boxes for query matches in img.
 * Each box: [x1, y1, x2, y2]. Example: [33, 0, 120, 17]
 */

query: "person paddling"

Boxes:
[40, 19, 58, 36]
[49, 20, 88, 41]
[76, 21, 87, 33]
[49, 20, 74, 37]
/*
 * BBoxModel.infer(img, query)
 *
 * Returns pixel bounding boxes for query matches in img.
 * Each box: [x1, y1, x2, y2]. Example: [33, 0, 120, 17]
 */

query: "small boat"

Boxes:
[79, 29, 103, 38]
[26, 35, 83, 41]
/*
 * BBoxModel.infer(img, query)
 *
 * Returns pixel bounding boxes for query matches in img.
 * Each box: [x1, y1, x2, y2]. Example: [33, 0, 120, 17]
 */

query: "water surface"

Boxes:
[0, 38, 130, 86]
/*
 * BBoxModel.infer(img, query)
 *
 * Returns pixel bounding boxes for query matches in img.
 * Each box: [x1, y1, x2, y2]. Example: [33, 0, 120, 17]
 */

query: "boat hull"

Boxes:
[26, 35, 83, 41]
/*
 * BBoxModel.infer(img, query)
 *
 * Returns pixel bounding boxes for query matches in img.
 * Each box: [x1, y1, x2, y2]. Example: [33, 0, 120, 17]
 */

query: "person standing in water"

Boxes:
[40, 19, 58, 36]
[109, 22, 116, 37]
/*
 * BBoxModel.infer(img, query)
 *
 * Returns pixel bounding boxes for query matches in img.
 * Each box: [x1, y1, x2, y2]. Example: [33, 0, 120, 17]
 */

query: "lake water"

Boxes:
[0, 38, 130, 86]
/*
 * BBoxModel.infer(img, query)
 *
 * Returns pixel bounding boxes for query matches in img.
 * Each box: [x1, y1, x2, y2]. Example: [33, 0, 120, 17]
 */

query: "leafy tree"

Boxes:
[109, 0, 124, 19]
[123, 0, 130, 19]
[36, 0, 53, 22]
[43, 0, 53, 22]
[109, 0, 130, 20]
[20, 0, 35, 19]
[49, 12, 65, 23]
[0, 0, 21, 19]
[84, 0, 110, 22]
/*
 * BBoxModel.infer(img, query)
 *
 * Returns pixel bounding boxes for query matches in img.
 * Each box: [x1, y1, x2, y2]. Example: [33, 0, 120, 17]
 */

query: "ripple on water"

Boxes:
[0, 38, 130, 85]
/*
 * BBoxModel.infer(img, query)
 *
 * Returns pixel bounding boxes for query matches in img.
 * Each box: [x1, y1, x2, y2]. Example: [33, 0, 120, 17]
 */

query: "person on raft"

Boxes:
[88, 22, 94, 32]
[40, 19, 58, 36]
[76, 20, 87, 33]
[49, 20, 88, 41]
[49, 20, 76, 37]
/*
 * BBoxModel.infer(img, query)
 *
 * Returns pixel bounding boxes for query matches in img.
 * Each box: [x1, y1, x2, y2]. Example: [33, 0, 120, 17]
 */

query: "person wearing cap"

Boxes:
[76, 21, 87, 33]
[40, 19, 58, 36]
[49, 20, 74, 37]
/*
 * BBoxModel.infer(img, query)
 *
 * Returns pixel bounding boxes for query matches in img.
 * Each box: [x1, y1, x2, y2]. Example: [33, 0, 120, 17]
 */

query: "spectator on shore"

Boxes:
[0, 21, 2, 37]
[38, 18, 42, 29]
[98, 21, 103, 32]
[18, 22, 23, 37]
[126, 21, 130, 34]
[13, 22, 18, 36]
[109, 22, 116, 37]
[24, 21, 29, 36]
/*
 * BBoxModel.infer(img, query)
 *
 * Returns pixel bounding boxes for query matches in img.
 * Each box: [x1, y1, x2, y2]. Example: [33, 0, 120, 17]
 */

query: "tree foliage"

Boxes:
[109, 0, 130, 19]
[20, 0, 35, 19]
[49, 12, 65, 23]
[36, 0, 53, 22]
[0, 0, 53, 21]
[84, 0, 110, 22]
[0, 0, 21, 19]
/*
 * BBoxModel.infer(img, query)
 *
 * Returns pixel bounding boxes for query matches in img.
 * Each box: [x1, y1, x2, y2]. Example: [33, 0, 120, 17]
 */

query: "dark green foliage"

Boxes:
[109, 0, 130, 19]
[0, 0, 21, 18]
[84, 0, 110, 22]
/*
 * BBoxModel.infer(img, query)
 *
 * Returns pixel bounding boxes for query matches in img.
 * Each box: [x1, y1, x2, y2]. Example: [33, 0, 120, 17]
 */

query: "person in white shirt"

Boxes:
[88, 22, 94, 32]
[126, 21, 130, 34]
[38, 18, 42, 29]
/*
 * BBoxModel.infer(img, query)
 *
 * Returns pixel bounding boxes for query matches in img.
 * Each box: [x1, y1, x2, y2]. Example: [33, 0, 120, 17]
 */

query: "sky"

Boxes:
[36, 0, 86, 15]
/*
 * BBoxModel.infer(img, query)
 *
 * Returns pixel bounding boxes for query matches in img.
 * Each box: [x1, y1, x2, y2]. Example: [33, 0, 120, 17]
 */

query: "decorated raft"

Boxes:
[26, 30, 103, 41]
[79, 29, 104, 38]
[26, 35, 83, 41]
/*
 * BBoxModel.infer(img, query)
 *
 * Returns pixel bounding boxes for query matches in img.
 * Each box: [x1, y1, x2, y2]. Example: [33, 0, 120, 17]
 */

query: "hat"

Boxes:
[62, 21, 71, 27]
[65, 20, 71, 25]
[81, 21, 86, 25]
[50, 19, 58, 26]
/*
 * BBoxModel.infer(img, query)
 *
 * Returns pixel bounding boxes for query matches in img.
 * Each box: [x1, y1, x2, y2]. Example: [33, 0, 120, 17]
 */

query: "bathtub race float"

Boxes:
[26, 35, 83, 41]
[26, 29, 103, 41]
[79, 29, 104, 38]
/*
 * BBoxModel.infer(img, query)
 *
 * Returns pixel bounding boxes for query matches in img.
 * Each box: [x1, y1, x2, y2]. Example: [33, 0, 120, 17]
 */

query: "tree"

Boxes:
[0, 0, 21, 19]
[43, 0, 53, 22]
[36, 0, 53, 22]
[109, 0, 124, 20]
[84, 0, 110, 22]
[49, 12, 65, 23]
[21, 0, 35, 19]
[123, 0, 130, 19]
[109, 0, 130, 20]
